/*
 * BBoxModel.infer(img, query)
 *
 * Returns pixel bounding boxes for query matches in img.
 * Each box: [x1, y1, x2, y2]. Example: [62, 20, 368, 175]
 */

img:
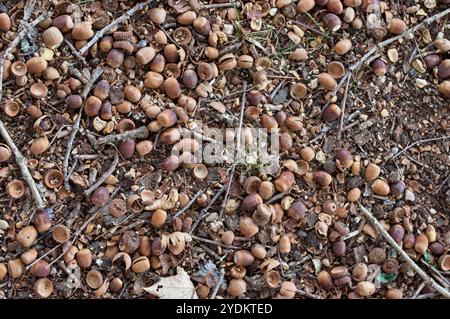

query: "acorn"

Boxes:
[314, 171, 332, 187]
[424, 54, 441, 70]
[30, 260, 51, 278]
[193, 16, 211, 36]
[242, 193, 263, 212]
[239, 217, 259, 238]
[221, 231, 234, 245]
[43, 27, 64, 49]
[17, 226, 38, 248]
[386, 288, 403, 299]
[335, 38, 352, 55]
[118, 139, 136, 159]
[52, 15, 74, 33]
[91, 186, 109, 207]
[389, 224, 405, 243]
[322, 200, 337, 214]
[131, 256, 150, 273]
[327, 0, 343, 14]
[388, 18, 407, 34]
[322, 104, 341, 122]
[99, 36, 113, 52]
[372, 59, 387, 76]
[437, 59, 450, 79]
[274, 170, 295, 192]
[136, 47, 156, 65]
[335, 149, 353, 168]
[228, 279, 246, 297]
[0, 13, 11, 32]
[279, 235, 291, 254]
[34, 278, 53, 298]
[288, 201, 306, 220]
[234, 250, 255, 267]
[33, 210, 52, 233]
[163, 78, 181, 100]
[161, 155, 181, 171]
[317, 271, 333, 290]
[136, 140, 153, 156]
[177, 11, 197, 25]
[106, 49, 124, 68]
[76, 248, 93, 268]
[347, 188, 361, 202]
[279, 281, 296, 299]
[72, 21, 94, 40]
[297, 0, 315, 12]
[145, 71, 164, 88]
[403, 233, 415, 249]
[352, 263, 368, 282]
[430, 242, 445, 256]
[318, 73, 337, 90]
[332, 240, 346, 256]
[371, 179, 390, 196]
[364, 163, 380, 181]
[390, 181, 406, 197]
[7, 179, 26, 199]
[148, 8, 166, 24]
[26, 57, 47, 74]
[52, 225, 71, 243]
[322, 13, 341, 32]
[356, 281, 376, 297]
[0, 143, 11, 162]
[438, 81, 450, 97]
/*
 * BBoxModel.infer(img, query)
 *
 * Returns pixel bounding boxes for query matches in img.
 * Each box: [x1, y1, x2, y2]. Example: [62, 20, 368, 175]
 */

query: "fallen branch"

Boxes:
[390, 136, 450, 161]
[84, 152, 119, 197]
[62, 67, 103, 190]
[358, 203, 450, 299]
[79, 0, 158, 55]
[97, 126, 149, 144]
[0, 9, 51, 210]
[218, 81, 247, 219]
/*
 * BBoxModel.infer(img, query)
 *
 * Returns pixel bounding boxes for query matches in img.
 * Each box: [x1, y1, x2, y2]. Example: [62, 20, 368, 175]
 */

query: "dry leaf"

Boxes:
[143, 267, 198, 299]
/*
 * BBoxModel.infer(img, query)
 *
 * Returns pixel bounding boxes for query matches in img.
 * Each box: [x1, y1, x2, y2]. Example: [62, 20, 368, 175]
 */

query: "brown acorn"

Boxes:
[91, 186, 109, 207]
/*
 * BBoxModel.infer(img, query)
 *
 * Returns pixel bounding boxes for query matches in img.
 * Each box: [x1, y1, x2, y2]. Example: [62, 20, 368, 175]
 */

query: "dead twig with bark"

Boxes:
[84, 152, 119, 197]
[390, 136, 450, 161]
[358, 203, 450, 298]
[97, 126, 149, 144]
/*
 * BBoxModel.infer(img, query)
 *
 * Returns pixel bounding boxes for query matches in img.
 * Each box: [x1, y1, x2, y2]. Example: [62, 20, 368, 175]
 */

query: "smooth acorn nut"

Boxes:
[289, 201, 306, 220]
[332, 240, 346, 256]
[356, 281, 376, 297]
[403, 233, 415, 249]
[327, 0, 343, 14]
[424, 54, 441, 69]
[30, 136, 49, 155]
[52, 224, 71, 243]
[372, 59, 388, 76]
[297, 0, 315, 12]
[182, 69, 198, 88]
[323, 13, 342, 32]
[279, 281, 296, 299]
[364, 163, 380, 181]
[290, 83, 307, 100]
[386, 288, 403, 299]
[247, 90, 263, 106]
[318, 73, 337, 90]
[163, 78, 181, 100]
[314, 171, 332, 187]
[164, 44, 179, 63]
[437, 59, 450, 79]
[148, 8, 166, 24]
[132, 256, 150, 273]
[322, 104, 341, 122]
[52, 15, 73, 33]
[91, 186, 110, 207]
[151, 209, 167, 228]
[177, 10, 197, 25]
[438, 81, 450, 97]
[274, 170, 295, 192]
[317, 271, 333, 290]
[86, 270, 103, 289]
[72, 21, 94, 40]
[0, 12, 11, 31]
[242, 193, 263, 212]
[347, 188, 361, 202]
[371, 179, 390, 196]
[145, 71, 164, 89]
[414, 234, 429, 254]
[26, 56, 47, 74]
[118, 139, 136, 159]
[193, 16, 211, 36]
[335, 38, 352, 55]
[389, 224, 405, 243]
[33, 210, 52, 233]
[335, 149, 353, 168]
[352, 263, 368, 282]
[344, 0, 361, 6]
[228, 279, 246, 297]
[76, 248, 93, 268]
[0, 143, 11, 162]
[106, 49, 124, 68]
[110, 277, 123, 292]
[322, 200, 337, 215]
[135, 140, 153, 157]
[390, 181, 406, 197]
[43, 26, 63, 49]
[99, 36, 113, 52]
[0, 263, 6, 280]
[162, 155, 181, 171]
[330, 266, 348, 279]
[17, 226, 38, 247]
[30, 260, 51, 278]
[7, 179, 26, 199]
[234, 250, 255, 267]
[279, 235, 291, 254]
[93, 80, 110, 100]
[430, 242, 445, 256]
[21, 248, 38, 265]
[149, 54, 165, 73]
[221, 231, 234, 245]
[135, 46, 156, 65]
[157, 109, 178, 128]
[251, 244, 266, 259]
[239, 217, 259, 238]
[258, 181, 275, 200]
[66, 94, 83, 110]
[388, 18, 407, 34]
[34, 278, 53, 298]
[83, 95, 101, 117]
[8, 259, 24, 279]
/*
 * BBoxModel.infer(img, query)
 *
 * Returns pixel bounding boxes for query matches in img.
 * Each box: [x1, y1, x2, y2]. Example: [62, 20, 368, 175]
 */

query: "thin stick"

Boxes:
[0, 10, 50, 210]
[191, 235, 240, 250]
[295, 289, 322, 299]
[171, 189, 204, 219]
[412, 282, 426, 299]
[84, 152, 119, 197]
[218, 82, 247, 219]
[79, 0, 157, 55]
[189, 185, 227, 234]
[337, 75, 351, 140]
[198, 243, 220, 261]
[291, 20, 326, 37]
[202, 2, 240, 10]
[62, 67, 103, 190]
[97, 126, 149, 144]
[210, 268, 225, 299]
[358, 203, 450, 298]
[25, 243, 63, 271]
[391, 136, 450, 160]
[64, 39, 88, 66]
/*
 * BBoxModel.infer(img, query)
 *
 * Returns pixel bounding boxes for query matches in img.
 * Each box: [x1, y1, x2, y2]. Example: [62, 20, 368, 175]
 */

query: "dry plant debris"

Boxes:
[0, 0, 449, 300]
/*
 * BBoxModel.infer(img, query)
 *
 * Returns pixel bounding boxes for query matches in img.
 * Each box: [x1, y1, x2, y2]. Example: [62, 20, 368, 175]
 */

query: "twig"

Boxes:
[84, 152, 119, 197]
[201, 2, 240, 10]
[79, 0, 157, 55]
[358, 203, 450, 298]
[62, 67, 103, 190]
[0, 10, 51, 210]
[191, 235, 240, 250]
[189, 185, 227, 234]
[97, 126, 149, 144]
[218, 82, 247, 219]
[25, 243, 63, 271]
[412, 282, 426, 299]
[210, 268, 225, 299]
[391, 136, 450, 161]
[265, 191, 287, 205]
[198, 243, 220, 261]
[291, 20, 326, 37]
[64, 39, 88, 66]
[337, 75, 351, 139]
[295, 289, 322, 299]
[171, 189, 204, 219]
[219, 41, 244, 56]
